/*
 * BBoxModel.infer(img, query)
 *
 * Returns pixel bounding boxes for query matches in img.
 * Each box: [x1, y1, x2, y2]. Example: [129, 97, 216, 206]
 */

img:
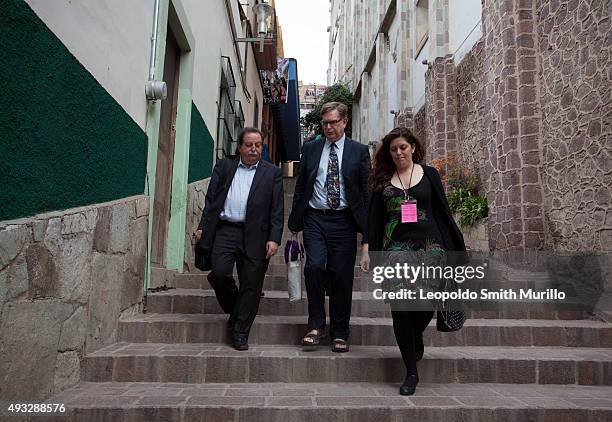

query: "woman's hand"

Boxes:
[360, 243, 370, 272]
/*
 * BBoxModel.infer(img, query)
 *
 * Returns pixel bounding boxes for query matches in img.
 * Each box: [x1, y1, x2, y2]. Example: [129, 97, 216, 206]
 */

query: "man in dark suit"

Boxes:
[288, 102, 371, 353]
[195, 127, 283, 351]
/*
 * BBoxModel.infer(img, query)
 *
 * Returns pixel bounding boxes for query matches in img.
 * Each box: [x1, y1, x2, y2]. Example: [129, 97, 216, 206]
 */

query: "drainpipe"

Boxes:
[143, 0, 165, 306]
[145, 0, 167, 101]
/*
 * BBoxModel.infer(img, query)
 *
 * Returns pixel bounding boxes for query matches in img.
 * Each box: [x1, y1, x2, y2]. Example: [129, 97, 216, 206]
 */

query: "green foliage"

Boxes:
[433, 154, 488, 227]
[303, 83, 354, 137]
[447, 187, 472, 214]
[458, 195, 489, 228]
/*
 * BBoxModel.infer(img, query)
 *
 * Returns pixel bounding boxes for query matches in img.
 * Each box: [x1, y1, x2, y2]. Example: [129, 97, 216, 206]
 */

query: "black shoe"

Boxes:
[399, 374, 419, 396]
[416, 335, 424, 361]
[233, 334, 249, 351]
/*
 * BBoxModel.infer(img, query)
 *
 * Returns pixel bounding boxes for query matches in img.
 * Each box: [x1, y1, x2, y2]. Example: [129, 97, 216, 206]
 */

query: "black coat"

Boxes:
[288, 137, 371, 241]
[368, 165, 466, 253]
[196, 156, 284, 268]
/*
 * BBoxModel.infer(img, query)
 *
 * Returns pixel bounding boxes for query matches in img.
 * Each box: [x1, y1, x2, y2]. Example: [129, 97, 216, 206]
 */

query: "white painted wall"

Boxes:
[367, 69, 378, 144]
[26, 0, 263, 141]
[449, 0, 482, 64]
[25, 0, 153, 130]
[386, 15, 400, 131]
[183, 0, 262, 142]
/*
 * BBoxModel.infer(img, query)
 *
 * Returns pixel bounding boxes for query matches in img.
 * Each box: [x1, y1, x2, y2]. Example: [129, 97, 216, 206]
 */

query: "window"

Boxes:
[217, 56, 237, 159]
[415, 0, 429, 57]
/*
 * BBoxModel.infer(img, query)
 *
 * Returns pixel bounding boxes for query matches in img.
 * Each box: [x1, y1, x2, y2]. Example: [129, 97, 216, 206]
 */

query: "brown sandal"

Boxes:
[332, 338, 349, 353]
[302, 329, 325, 350]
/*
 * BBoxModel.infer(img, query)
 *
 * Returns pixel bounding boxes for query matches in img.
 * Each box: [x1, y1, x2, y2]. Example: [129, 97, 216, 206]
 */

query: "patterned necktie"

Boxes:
[326, 143, 340, 209]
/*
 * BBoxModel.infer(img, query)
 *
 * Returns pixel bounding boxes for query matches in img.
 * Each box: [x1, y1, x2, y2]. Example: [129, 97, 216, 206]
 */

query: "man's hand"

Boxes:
[360, 243, 370, 272]
[195, 229, 202, 241]
[266, 241, 279, 259]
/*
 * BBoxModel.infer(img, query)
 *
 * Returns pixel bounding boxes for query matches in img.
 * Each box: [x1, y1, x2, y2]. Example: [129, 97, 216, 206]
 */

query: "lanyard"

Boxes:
[396, 164, 415, 202]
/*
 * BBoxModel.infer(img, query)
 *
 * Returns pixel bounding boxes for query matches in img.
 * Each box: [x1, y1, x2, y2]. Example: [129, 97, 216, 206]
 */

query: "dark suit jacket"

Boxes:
[288, 137, 371, 242]
[368, 165, 466, 253]
[197, 156, 284, 265]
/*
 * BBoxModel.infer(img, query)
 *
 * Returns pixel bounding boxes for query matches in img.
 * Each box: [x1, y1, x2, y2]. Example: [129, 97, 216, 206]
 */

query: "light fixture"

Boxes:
[235, 2, 275, 52]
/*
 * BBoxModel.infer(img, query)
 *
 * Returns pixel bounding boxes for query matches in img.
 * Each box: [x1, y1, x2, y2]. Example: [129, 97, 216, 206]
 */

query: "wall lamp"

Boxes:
[235, 2, 274, 53]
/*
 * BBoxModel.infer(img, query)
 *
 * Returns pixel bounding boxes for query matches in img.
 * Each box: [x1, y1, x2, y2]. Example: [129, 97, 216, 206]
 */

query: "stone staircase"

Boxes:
[32, 178, 612, 421]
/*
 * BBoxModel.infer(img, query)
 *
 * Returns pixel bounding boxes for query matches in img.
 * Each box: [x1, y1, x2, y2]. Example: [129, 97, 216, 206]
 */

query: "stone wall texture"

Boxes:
[456, 39, 487, 176]
[0, 195, 148, 401]
[184, 179, 211, 272]
[413, 105, 428, 157]
[420, 0, 610, 252]
[425, 55, 458, 163]
[535, 0, 612, 251]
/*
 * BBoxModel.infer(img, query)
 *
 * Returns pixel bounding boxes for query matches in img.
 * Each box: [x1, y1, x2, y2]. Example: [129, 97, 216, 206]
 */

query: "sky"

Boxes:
[274, 0, 330, 85]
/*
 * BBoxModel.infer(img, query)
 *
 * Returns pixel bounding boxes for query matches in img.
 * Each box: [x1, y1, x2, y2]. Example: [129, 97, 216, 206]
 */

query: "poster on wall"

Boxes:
[260, 58, 290, 104]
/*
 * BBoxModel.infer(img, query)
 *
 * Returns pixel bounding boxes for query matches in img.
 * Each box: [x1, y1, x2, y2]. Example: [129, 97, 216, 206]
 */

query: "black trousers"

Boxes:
[303, 209, 357, 340]
[207, 223, 269, 337]
[391, 310, 434, 375]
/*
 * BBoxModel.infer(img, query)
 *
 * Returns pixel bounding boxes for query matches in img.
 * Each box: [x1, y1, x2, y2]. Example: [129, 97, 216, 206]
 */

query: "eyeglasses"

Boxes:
[320, 119, 343, 127]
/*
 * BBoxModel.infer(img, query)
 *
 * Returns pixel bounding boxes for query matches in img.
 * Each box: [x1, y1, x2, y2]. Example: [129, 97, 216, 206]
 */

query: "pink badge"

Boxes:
[401, 201, 418, 223]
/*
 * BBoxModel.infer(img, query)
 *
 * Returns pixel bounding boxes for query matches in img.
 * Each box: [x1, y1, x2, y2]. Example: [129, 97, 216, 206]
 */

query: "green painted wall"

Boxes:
[187, 102, 214, 183]
[0, 0, 147, 222]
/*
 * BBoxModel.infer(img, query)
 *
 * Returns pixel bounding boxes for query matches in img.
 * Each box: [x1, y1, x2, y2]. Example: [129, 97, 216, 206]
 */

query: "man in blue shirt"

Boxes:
[195, 127, 283, 350]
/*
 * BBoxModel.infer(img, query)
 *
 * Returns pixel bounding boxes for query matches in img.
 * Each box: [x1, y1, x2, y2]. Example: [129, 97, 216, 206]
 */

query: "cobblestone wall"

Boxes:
[422, 0, 611, 252]
[536, 0, 612, 251]
[456, 39, 487, 177]
[0, 196, 148, 401]
[184, 179, 211, 272]
[425, 55, 458, 162]
[413, 105, 428, 158]
[481, 0, 547, 250]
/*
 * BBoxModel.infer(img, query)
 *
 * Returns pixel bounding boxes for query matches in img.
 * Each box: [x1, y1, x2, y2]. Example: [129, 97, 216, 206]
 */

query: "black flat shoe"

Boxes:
[416, 335, 424, 361]
[233, 334, 249, 351]
[399, 374, 419, 396]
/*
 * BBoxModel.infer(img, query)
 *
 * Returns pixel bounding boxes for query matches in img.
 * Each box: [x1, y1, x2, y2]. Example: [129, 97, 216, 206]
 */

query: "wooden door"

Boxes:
[151, 27, 181, 266]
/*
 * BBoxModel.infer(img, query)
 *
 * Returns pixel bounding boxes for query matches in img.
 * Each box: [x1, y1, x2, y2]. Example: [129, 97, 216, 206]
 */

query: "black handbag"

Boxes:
[436, 278, 466, 332]
[436, 308, 466, 332]
[194, 240, 211, 271]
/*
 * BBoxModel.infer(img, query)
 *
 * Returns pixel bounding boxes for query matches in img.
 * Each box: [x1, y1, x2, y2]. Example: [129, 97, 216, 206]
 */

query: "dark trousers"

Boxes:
[207, 223, 269, 337]
[303, 209, 357, 340]
[391, 310, 434, 375]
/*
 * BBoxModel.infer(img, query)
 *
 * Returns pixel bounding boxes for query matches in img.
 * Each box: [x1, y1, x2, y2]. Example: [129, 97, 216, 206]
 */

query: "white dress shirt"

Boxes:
[220, 159, 259, 222]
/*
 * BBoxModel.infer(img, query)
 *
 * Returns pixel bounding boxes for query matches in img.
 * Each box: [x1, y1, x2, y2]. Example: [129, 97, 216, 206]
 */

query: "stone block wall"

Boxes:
[425, 55, 458, 163]
[0, 195, 148, 401]
[481, 0, 547, 250]
[413, 105, 428, 155]
[536, 0, 612, 251]
[184, 179, 211, 272]
[420, 0, 610, 252]
[456, 39, 487, 177]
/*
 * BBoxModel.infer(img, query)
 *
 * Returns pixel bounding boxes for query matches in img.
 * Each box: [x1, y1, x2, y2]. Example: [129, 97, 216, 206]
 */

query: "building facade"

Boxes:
[328, 0, 482, 146]
[299, 82, 327, 119]
[0, 0, 290, 402]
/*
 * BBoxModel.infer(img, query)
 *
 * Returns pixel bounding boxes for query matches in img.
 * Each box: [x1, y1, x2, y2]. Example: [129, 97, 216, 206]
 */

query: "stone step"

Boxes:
[145, 289, 592, 320]
[35, 381, 612, 422]
[83, 343, 612, 385]
[119, 314, 612, 348]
